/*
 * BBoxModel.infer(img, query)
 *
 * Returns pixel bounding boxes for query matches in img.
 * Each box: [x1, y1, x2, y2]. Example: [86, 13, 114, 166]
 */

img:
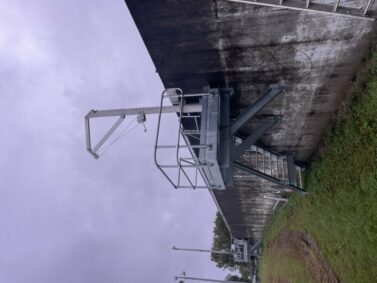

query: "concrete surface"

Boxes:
[124, 0, 376, 241]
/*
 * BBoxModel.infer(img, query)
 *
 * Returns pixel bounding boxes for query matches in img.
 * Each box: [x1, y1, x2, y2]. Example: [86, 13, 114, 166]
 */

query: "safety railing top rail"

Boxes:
[153, 88, 216, 190]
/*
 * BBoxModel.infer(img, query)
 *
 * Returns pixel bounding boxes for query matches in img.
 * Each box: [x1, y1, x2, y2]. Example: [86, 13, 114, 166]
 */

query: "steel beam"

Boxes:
[230, 85, 285, 135]
[250, 241, 261, 253]
[85, 104, 202, 119]
[198, 93, 225, 190]
[92, 116, 125, 153]
[218, 88, 234, 187]
[363, 0, 376, 15]
[233, 116, 280, 160]
[333, 0, 340, 12]
[287, 154, 297, 186]
[233, 161, 305, 194]
[86, 103, 202, 159]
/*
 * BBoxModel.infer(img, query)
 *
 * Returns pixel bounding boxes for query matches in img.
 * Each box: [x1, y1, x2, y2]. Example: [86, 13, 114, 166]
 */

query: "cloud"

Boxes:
[0, 0, 226, 282]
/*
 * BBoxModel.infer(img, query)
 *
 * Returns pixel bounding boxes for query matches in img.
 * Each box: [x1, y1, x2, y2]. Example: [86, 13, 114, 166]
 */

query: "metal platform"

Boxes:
[85, 85, 305, 194]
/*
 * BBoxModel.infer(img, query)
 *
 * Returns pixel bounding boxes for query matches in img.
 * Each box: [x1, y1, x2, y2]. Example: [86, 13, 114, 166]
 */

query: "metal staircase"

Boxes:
[234, 137, 304, 190]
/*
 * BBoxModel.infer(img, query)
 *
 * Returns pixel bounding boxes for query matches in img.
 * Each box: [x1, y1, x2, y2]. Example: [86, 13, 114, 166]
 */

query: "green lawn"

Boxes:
[259, 42, 377, 283]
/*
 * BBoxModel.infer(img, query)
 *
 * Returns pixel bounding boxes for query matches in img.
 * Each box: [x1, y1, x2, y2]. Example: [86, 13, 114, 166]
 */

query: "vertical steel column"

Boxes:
[218, 88, 234, 187]
[287, 154, 297, 186]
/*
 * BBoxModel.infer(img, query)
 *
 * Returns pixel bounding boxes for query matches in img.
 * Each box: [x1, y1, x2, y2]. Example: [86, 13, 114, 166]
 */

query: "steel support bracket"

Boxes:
[233, 116, 281, 160]
[230, 84, 285, 135]
[250, 241, 261, 254]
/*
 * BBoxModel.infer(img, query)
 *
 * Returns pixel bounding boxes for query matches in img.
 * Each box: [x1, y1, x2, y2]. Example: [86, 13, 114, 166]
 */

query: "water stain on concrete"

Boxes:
[124, 0, 376, 244]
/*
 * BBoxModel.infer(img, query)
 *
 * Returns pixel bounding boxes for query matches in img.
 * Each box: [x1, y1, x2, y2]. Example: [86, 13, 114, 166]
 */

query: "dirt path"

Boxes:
[267, 231, 339, 283]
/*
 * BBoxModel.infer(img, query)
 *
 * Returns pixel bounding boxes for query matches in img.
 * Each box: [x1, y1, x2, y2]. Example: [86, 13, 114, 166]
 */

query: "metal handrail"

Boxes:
[176, 90, 196, 189]
[154, 89, 178, 188]
[154, 88, 212, 190]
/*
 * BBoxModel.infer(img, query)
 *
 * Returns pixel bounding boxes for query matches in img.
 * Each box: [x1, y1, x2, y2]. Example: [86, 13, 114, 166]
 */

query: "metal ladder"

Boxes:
[227, 0, 376, 20]
[234, 137, 304, 189]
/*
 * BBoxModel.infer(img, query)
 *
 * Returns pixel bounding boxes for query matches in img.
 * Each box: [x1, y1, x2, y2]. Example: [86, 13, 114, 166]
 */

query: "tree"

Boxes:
[225, 274, 248, 282]
[211, 212, 251, 281]
[210, 212, 236, 270]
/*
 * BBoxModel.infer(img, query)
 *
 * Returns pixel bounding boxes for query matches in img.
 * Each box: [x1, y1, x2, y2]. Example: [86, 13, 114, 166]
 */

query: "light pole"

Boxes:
[172, 246, 232, 255]
[174, 272, 248, 283]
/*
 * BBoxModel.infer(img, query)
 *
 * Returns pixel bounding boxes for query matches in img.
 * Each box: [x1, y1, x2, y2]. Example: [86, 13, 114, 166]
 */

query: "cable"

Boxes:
[98, 117, 139, 156]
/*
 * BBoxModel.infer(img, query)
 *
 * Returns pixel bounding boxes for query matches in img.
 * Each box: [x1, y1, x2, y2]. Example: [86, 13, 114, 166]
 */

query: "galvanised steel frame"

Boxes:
[154, 88, 226, 190]
[85, 85, 306, 194]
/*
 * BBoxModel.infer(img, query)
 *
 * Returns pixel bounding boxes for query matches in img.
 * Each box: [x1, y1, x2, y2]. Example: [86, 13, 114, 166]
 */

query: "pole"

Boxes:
[172, 246, 232, 255]
[174, 275, 248, 283]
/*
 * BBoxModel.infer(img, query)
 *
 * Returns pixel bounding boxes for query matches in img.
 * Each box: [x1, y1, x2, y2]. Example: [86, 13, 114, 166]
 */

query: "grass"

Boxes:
[264, 256, 315, 283]
[259, 42, 377, 283]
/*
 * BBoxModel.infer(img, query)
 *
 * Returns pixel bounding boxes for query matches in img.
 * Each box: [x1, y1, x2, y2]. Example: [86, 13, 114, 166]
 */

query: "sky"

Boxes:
[0, 0, 231, 282]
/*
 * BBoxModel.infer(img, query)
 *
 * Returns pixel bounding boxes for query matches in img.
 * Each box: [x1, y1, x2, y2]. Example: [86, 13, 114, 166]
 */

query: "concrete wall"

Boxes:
[125, 0, 376, 241]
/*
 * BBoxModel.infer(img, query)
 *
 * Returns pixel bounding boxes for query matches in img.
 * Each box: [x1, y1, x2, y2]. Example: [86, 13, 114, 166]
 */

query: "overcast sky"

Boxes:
[0, 0, 231, 282]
